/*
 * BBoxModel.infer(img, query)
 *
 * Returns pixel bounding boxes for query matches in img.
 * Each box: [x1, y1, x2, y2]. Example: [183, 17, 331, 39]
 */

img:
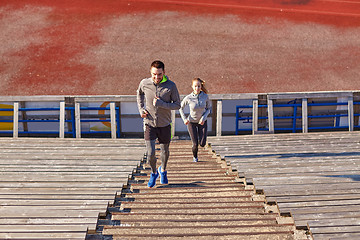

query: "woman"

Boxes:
[179, 78, 211, 162]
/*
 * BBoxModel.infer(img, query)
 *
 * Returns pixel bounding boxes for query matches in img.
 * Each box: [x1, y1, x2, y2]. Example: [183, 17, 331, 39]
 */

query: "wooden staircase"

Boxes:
[96, 140, 306, 239]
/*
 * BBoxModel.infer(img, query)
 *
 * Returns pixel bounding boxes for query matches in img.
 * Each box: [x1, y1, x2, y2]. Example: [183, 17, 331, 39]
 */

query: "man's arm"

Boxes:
[136, 81, 147, 117]
[179, 96, 189, 123]
[155, 84, 181, 110]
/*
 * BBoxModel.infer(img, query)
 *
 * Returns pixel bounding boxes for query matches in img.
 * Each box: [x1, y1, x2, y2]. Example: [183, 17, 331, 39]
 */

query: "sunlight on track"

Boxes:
[132, 0, 360, 17]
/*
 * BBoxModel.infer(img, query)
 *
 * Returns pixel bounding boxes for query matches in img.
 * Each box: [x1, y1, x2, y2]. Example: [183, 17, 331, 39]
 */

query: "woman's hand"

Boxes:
[199, 120, 205, 125]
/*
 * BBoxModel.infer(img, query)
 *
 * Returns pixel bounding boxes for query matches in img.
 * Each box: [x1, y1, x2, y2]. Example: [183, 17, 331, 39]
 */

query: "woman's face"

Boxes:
[192, 80, 201, 94]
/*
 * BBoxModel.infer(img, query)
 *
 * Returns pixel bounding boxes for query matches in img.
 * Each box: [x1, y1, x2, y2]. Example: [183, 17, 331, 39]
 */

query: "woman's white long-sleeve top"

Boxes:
[179, 91, 211, 124]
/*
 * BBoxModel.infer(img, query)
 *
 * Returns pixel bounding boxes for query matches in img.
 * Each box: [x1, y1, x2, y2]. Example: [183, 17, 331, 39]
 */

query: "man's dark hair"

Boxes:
[151, 60, 165, 70]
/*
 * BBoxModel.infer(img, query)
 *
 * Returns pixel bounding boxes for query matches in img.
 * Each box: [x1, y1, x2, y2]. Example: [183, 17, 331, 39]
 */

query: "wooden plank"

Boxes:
[0, 165, 136, 170]
[0, 96, 65, 102]
[251, 176, 360, 185]
[292, 211, 360, 222]
[0, 160, 141, 165]
[279, 205, 360, 215]
[0, 209, 101, 218]
[277, 199, 360, 209]
[0, 182, 125, 188]
[0, 232, 86, 239]
[268, 194, 360, 203]
[74, 95, 135, 102]
[208, 132, 360, 239]
[312, 233, 360, 240]
[308, 218, 360, 227]
[0, 199, 112, 206]
[0, 217, 98, 225]
[310, 225, 360, 234]
[0, 175, 131, 181]
[209, 93, 259, 100]
[267, 91, 354, 100]
[0, 138, 147, 239]
[0, 225, 89, 232]
[0, 188, 121, 195]
[0, 194, 117, 200]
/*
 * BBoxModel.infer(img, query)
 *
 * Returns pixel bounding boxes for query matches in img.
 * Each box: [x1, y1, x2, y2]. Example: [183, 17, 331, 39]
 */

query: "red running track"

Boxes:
[1, 0, 359, 95]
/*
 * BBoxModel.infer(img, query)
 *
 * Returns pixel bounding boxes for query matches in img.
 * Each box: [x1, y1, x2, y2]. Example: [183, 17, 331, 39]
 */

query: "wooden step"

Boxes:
[118, 201, 265, 210]
[129, 183, 245, 190]
[123, 190, 253, 199]
[111, 212, 279, 221]
[103, 224, 295, 236]
[120, 196, 253, 203]
[115, 219, 279, 227]
[118, 206, 266, 215]
[97, 140, 297, 240]
[110, 234, 294, 240]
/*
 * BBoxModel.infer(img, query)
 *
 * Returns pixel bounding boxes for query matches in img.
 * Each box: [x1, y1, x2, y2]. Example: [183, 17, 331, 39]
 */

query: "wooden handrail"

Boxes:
[0, 91, 359, 138]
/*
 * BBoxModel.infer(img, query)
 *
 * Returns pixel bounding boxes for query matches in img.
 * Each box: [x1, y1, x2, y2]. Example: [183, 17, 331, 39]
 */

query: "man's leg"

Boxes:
[157, 125, 171, 184]
[145, 140, 157, 173]
[160, 143, 170, 171]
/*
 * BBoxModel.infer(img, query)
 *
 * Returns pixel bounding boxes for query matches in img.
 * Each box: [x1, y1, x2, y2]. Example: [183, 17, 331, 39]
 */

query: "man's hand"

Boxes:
[153, 96, 159, 106]
[184, 120, 190, 125]
[199, 120, 205, 125]
[141, 110, 148, 118]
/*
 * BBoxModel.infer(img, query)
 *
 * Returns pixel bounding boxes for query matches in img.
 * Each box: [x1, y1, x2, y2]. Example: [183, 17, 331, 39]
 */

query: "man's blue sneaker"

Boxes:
[158, 166, 168, 184]
[193, 157, 198, 162]
[147, 171, 159, 188]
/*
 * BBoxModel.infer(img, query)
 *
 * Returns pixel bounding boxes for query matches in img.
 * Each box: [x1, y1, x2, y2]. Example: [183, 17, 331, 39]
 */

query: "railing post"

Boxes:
[59, 101, 65, 138]
[348, 96, 354, 131]
[267, 99, 274, 133]
[302, 98, 308, 133]
[252, 99, 258, 135]
[13, 102, 19, 138]
[116, 103, 121, 138]
[216, 100, 222, 137]
[235, 106, 239, 135]
[75, 102, 81, 138]
[110, 102, 116, 139]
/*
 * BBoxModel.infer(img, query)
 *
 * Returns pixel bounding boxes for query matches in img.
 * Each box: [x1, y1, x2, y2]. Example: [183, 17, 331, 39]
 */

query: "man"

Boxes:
[137, 60, 181, 188]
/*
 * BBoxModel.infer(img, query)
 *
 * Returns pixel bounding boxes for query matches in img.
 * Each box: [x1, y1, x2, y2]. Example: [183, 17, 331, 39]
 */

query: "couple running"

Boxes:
[137, 60, 211, 188]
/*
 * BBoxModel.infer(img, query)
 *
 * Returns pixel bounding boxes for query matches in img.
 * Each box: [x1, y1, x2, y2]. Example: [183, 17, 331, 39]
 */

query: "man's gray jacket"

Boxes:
[137, 76, 181, 128]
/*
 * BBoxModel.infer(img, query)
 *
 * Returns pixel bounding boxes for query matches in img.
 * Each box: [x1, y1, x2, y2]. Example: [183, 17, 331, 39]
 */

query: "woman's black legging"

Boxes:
[187, 121, 207, 158]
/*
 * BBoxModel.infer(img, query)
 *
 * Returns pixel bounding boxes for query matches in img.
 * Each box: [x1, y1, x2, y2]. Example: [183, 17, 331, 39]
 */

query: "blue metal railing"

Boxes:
[0, 105, 121, 138]
[77, 106, 121, 138]
[236, 100, 359, 134]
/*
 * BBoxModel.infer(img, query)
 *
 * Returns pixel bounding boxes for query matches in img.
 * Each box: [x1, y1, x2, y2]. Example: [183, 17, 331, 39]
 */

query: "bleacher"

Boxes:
[0, 138, 145, 239]
[209, 131, 360, 239]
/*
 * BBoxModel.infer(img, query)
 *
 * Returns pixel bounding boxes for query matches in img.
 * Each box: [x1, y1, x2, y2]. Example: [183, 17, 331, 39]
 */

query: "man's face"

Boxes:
[150, 67, 165, 84]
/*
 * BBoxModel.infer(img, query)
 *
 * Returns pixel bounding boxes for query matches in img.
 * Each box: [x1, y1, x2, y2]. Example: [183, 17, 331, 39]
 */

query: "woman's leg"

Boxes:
[199, 121, 208, 147]
[187, 122, 199, 158]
